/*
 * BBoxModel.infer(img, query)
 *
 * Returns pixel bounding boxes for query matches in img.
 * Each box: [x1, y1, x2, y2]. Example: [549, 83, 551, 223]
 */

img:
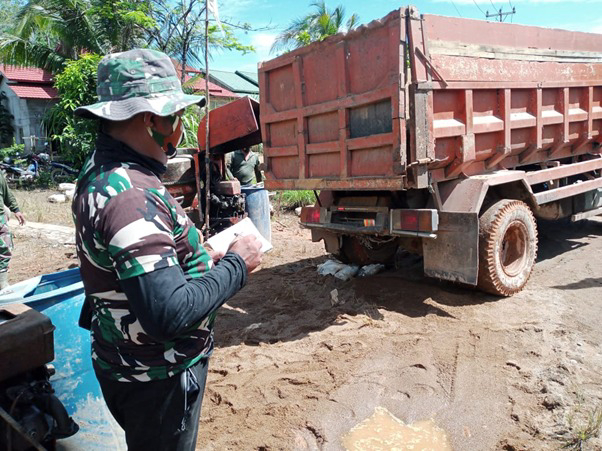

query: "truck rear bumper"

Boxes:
[302, 206, 480, 285]
[300, 206, 439, 238]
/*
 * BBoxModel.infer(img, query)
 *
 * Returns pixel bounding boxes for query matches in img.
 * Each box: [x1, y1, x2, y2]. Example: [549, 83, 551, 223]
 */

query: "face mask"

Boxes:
[147, 114, 183, 159]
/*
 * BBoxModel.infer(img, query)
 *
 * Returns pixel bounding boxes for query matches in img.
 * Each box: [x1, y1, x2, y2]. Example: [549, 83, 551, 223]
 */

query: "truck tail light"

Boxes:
[390, 209, 438, 236]
[300, 206, 323, 224]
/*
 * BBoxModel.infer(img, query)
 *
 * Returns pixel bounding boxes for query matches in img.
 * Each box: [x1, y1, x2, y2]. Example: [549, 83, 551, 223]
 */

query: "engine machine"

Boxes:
[0, 303, 77, 450]
[163, 97, 262, 236]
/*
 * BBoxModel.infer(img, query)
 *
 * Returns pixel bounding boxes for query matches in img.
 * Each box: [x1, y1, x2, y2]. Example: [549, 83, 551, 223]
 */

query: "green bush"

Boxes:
[0, 140, 24, 160]
[180, 105, 204, 148]
[44, 54, 102, 169]
[274, 190, 316, 210]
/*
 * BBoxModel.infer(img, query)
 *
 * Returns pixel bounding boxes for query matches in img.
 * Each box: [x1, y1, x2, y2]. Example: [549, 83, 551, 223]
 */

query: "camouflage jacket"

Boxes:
[73, 133, 246, 382]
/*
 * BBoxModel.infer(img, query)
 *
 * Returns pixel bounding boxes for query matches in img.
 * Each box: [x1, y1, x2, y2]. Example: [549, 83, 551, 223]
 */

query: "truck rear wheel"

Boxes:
[337, 236, 398, 266]
[477, 200, 538, 296]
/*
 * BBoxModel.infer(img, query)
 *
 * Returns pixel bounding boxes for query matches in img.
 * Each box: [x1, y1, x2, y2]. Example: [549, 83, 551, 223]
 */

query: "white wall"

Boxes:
[0, 75, 57, 150]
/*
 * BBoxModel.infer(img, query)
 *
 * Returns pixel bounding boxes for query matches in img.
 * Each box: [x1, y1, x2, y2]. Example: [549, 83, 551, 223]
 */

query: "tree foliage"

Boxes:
[44, 54, 101, 168]
[148, 0, 254, 82]
[271, 1, 359, 54]
[0, 0, 23, 34]
[0, 0, 151, 72]
[1, 0, 260, 163]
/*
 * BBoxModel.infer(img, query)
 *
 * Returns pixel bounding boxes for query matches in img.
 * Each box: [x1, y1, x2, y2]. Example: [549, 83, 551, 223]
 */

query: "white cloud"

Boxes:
[560, 17, 602, 33]
[250, 32, 278, 63]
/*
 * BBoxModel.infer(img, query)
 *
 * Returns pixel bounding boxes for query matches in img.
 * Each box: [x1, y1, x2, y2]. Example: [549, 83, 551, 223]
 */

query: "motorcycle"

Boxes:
[26, 153, 79, 184]
[0, 157, 36, 183]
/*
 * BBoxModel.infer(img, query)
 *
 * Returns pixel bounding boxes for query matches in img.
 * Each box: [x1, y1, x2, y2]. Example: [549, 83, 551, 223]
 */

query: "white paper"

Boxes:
[206, 217, 273, 254]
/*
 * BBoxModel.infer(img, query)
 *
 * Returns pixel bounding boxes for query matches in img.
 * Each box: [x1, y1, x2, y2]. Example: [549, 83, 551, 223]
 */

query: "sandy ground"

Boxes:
[6, 212, 602, 450]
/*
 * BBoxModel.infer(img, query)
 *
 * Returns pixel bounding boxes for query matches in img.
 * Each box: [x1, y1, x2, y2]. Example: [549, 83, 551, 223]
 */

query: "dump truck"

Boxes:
[257, 6, 602, 296]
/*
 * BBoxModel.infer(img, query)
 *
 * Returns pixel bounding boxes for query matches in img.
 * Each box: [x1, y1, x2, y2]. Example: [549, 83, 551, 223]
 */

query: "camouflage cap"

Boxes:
[74, 48, 205, 121]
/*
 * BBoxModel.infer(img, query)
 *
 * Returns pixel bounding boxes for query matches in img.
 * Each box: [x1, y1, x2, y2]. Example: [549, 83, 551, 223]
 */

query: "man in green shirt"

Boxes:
[226, 147, 262, 186]
[0, 170, 26, 289]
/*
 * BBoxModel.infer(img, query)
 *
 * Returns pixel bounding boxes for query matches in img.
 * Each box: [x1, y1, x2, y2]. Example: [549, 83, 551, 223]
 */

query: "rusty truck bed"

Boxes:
[259, 6, 602, 191]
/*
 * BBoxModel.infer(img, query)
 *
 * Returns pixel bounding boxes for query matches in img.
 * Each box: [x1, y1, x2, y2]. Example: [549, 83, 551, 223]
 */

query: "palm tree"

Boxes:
[271, 1, 359, 54]
[0, 0, 149, 73]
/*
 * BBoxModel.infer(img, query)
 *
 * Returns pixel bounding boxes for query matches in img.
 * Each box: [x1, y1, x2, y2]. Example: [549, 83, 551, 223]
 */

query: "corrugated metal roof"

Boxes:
[0, 65, 54, 83]
[185, 75, 238, 98]
[235, 70, 259, 86]
[209, 69, 259, 94]
[10, 84, 58, 99]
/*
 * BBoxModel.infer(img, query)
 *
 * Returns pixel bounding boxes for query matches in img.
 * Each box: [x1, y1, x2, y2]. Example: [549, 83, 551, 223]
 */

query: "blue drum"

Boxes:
[241, 185, 272, 243]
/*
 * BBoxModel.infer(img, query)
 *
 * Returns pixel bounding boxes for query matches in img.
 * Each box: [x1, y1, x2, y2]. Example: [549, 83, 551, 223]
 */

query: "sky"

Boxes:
[210, 0, 602, 74]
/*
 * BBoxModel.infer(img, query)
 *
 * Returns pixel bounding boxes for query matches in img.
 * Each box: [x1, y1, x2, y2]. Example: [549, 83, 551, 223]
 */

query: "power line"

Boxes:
[486, 6, 516, 22]
[451, 0, 463, 17]
[472, 0, 486, 16]
[489, 0, 498, 10]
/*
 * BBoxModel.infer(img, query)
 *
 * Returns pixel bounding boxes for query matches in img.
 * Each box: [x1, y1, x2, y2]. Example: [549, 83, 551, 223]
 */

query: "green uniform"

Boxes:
[0, 171, 19, 272]
[227, 150, 262, 186]
[72, 47, 248, 450]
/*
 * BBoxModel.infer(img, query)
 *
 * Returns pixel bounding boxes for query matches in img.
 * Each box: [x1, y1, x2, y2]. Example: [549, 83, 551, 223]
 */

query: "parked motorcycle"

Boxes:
[0, 157, 35, 183]
[26, 153, 79, 183]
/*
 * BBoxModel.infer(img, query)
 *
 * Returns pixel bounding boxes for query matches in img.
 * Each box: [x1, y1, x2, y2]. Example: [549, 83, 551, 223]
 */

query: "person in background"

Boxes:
[72, 48, 262, 450]
[226, 146, 263, 186]
[0, 170, 25, 289]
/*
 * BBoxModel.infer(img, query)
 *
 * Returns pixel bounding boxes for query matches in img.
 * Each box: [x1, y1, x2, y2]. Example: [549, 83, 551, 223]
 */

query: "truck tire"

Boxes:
[477, 200, 538, 296]
[338, 236, 398, 266]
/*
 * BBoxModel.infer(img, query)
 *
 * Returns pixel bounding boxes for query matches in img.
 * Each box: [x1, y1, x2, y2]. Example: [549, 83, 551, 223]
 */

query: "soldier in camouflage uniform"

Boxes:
[0, 169, 26, 289]
[72, 49, 262, 450]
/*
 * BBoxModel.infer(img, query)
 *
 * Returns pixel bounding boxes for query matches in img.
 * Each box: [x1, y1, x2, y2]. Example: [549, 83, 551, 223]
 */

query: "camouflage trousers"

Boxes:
[0, 224, 13, 273]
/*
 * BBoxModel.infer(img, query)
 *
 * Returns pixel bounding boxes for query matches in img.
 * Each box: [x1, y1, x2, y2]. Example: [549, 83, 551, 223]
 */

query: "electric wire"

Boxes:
[472, 0, 486, 16]
[451, 0, 463, 17]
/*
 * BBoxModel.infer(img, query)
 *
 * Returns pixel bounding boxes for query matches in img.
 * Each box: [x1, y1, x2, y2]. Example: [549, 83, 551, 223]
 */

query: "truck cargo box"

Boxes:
[260, 7, 602, 191]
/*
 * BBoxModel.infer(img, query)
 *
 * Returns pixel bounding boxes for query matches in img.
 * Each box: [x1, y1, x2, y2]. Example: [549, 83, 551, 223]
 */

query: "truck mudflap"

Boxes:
[423, 212, 479, 286]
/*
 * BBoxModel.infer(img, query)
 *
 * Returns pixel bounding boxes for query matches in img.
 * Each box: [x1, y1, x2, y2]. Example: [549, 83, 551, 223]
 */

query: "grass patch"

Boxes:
[562, 403, 602, 450]
[13, 189, 74, 226]
[274, 190, 316, 211]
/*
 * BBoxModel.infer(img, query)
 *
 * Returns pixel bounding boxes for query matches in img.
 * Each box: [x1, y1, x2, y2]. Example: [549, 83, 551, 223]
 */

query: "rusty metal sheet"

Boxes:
[264, 176, 405, 191]
[408, 9, 602, 184]
[423, 13, 602, 54]
[526, 157, 602, 185]
[260, 5, 602, 192]
[260, 8, 406, 190]
[435, 171, 531, 213]
[423, 211, 479, 285]
[198, 96, 261, 154]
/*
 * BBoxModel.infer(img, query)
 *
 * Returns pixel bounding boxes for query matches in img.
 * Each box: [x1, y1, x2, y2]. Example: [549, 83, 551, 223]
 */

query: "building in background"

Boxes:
[0, 65, 58, 151]
[171, 61, 239, 108]
[206, 69, 259, 100]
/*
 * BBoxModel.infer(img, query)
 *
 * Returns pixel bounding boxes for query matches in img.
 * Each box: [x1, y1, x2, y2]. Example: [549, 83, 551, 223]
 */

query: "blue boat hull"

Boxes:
[0, 268, 126, 450]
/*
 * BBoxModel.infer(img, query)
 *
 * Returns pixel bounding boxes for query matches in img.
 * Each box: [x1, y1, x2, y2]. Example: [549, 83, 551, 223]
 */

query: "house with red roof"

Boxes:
[0, 65, 58, 151]
[171, 60, 239, 108]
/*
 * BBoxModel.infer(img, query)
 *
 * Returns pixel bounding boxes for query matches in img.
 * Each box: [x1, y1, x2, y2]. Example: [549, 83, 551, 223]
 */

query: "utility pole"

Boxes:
[486, 6, 516, 22]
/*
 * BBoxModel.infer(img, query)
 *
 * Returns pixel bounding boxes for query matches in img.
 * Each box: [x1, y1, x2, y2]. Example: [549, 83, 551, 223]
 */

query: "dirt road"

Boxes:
[8, 215, 602, 450]
[201, 216, 602, 450]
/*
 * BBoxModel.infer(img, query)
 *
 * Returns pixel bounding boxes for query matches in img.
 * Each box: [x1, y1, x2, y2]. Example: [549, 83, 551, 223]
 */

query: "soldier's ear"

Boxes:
[141, 112, 155, 128]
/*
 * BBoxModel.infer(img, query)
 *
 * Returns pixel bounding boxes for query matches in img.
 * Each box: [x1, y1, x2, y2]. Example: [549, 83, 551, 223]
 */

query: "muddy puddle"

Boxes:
[342, 407, 452, 450]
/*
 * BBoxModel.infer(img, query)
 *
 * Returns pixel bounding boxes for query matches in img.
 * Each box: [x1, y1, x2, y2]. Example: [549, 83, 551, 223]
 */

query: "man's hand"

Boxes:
[228, 235, 263, 273]
[14, 212, 25, 226]
[204, 245, 224, 263]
